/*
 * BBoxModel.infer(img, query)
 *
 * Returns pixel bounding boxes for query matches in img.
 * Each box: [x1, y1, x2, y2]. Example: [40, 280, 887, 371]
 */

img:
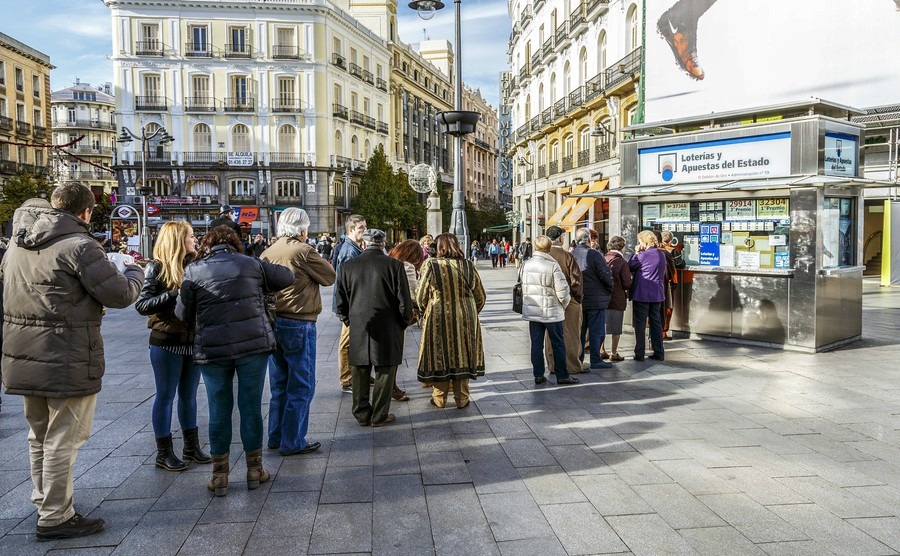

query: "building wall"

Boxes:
[0, 32, 53, 183]
[462, 85, 500, 205]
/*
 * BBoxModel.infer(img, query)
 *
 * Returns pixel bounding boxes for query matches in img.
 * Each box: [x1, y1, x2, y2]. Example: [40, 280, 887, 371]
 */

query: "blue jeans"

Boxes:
[633, 301, 664, 359]
[149, 346, 200, 438]
[268, 318, 317, 454]
[580, 308, 607, 368]
[198, 352, 269, 456]
[529, 321, 569, 380]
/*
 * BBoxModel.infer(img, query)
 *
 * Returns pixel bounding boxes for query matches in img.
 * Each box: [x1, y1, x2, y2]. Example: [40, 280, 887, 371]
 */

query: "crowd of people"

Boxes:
[0, 183, 488, 541]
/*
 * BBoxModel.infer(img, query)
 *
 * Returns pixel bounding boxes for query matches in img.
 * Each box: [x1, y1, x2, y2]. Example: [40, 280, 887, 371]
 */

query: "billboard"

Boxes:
[498, 71, 514, 191]
[645, 0, 900, 122]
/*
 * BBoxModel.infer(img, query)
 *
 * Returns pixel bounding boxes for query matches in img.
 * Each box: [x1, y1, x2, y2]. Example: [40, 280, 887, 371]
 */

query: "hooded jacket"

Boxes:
[1, 199, 144, 398]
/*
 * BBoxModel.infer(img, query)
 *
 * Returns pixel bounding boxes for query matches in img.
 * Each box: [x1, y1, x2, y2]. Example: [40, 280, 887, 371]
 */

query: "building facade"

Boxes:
[0, 32, 53, 184]
[104, 0, 392, 237]
[462, 85, 500, 205]
[50, 81, 118, 196]
[508, 0, 642, 244]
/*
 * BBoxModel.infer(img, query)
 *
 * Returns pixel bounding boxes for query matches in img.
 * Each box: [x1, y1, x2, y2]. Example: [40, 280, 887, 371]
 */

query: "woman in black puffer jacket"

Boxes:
[136, 221, 210, 473]
[175, 227, 292, 497]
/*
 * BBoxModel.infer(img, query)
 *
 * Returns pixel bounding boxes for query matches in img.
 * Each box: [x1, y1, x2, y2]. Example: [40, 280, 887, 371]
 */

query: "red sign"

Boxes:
[237, 206, 259, 223]
[146, 205, 160, 216]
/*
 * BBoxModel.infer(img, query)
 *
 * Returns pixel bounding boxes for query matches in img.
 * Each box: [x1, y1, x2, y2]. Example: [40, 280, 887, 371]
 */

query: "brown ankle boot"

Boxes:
[207, 453, 229, 497]
[245, 449, 270, 490]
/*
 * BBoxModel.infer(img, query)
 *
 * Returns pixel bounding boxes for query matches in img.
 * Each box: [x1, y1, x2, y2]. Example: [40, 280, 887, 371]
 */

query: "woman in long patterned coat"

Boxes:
[416, 233, 486, 408]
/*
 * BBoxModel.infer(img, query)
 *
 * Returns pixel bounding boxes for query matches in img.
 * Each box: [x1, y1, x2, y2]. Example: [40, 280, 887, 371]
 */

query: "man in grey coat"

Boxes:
[0, 184, 143, 541]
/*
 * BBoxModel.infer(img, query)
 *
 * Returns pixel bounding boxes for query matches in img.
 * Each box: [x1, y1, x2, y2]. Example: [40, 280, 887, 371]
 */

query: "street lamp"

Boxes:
[518, 141, 539, 243]
[117, 125, 174, 258]
[409, 0, 479, 251]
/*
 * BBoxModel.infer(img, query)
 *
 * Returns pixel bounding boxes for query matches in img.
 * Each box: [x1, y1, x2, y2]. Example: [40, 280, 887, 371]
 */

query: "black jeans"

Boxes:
[632, 301, 664, 359]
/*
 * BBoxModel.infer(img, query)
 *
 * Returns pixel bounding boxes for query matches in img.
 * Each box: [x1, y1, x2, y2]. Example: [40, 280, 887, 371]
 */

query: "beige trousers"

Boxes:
[338, 323, 352, 387]
[431, 379, 470, 408]
[24, 394, 97, 527]
[545, 300, 584, 375]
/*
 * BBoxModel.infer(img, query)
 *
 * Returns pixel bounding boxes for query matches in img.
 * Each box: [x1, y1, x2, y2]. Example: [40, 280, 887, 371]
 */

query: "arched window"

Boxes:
[579, 127, 591, 154]
[145, 122, 165, 154]
[193, 123, 211, 151]
[564, 134, 574, 158]
[549, 73, 557, 104]
[626, 4, 638, 52]
[364, 139, 371, 159]
[579, 47, 588, 83]
[334, 130, 343, 156]
[232, 124, 251, 152]
[563, 62, 571, 97]
[229, 178, 255, 197]
[188, 179, 218, 197]
[351, 135, 359, 159]
[538, 84, 545, 112]
[275, 179, 301, 199]
[277, 125, 296, 153]
[598, 31, 608, 73]
[525, 94, 532, 120]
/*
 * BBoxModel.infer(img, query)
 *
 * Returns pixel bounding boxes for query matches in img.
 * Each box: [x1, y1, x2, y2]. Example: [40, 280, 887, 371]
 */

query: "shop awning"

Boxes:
[546, 183, 589, 226]
[561, 180, 609, 226]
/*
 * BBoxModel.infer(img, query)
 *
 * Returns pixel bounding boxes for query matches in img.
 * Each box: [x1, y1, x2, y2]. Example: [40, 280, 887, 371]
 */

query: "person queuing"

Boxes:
[661, 230, 685, 339]
[335, 229, 413, 427]
[544, 226, 585, 376]
[571, 228, 614, 370]
[416, 233, 486, 409]
[175, 227, 293, 496]
[629, 231, 668, 361]
[520, 236, 578, 385]
[135, 221, 210, 473]
[388, 239, 426, 402]
[600, 236, 634, 362]
[420, 234, 435, 260]
[332, 215, 367, 393]
[260, 208, 336, 456]
[1, 184, 144, 541]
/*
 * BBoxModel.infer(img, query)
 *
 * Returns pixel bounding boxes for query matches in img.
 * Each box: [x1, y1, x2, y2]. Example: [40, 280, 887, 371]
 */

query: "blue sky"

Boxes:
[4, 0, 511, 107]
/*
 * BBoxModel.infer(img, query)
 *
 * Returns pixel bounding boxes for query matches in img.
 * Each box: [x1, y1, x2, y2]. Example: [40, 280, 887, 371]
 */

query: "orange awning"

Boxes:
[561, 180, 609, 226]
[546, 183, 589, 226]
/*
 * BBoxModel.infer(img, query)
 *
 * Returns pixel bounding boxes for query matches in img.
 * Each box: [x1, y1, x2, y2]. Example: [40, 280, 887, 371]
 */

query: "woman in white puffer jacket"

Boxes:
[520, 236, 577, 385]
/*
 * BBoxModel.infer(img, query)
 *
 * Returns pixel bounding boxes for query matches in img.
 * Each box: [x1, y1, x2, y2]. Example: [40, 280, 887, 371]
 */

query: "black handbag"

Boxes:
[512, 265, 524, 314]
[256, 259, 278, 325]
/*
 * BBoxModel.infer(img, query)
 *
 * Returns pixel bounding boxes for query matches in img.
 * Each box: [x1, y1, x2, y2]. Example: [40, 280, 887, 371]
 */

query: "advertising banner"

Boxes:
[824, 132, 858, 177]
[498, 71, 514, 191]
[645, 0, 900, 122]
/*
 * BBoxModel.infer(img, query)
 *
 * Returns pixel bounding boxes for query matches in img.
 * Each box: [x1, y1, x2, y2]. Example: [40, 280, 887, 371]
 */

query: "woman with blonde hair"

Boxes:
[417, 233, 486, 408]
[136, 221, 209, 471]
[629, 230, 668, 361]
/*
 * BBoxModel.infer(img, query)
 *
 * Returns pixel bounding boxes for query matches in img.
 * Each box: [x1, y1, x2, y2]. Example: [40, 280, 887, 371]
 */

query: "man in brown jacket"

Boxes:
[0, 184, 143, 541]
[544, 226, 584, 376]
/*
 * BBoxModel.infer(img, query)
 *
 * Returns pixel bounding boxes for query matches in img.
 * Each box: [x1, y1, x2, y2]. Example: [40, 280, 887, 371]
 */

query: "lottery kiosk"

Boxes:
[601, 100, 892, 352]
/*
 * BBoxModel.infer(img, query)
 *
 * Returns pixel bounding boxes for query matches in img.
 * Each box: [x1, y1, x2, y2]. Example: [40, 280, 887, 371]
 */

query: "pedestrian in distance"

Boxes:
[247, 233, 266, 258]
[333, 215, 367, 393]
[521, 236, 578, 385]
[420, 234, 435, 260]
[470, 239, 479, 262]
[175, 227, 293, 496]
[488, 239, 501, 268]
[571, 227, 615, 370]
[388, 239, 427, 402]
[335, 229, 413, 427]
[601, 236, 634, 362]
[417, 233, 486, 408]
[260, 208, 336, 456]
[629, 230, 668, 362]
[519, 237, 533, 261]
[1, 184, 144, 541]
[543, 226, 585, 377]
[135, 221, 211, 472]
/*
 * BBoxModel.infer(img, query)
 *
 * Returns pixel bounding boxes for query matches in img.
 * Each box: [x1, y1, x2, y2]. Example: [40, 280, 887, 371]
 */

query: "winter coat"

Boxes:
[416, 258, 486, 381]
[135, 259, 194, 347]
[1, 199, 143, 398]
[521, 251, 570, 323]
[261, 237, 336, 322]
[572, 244, 613, 310]
[175, 244, 293, 364]
[331, 238, 363, 313]
[628, 247, 668, 303]
[335, 247, 413, 367]
[605, 251, 634, 311]
[548, 245, 584, 304]
[209, 215, 242, 235]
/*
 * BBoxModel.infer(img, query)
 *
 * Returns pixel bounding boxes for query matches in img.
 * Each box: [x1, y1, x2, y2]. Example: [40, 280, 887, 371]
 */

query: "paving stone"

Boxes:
[308, 502, 372, 554]
[328, 438, 373, 467]
[517, 466, 587, 505]
[251, 491, 317, 539]
[373, 475, 433, 555]
[478, 490, 552, 542]
[606, 513, 699, 555]
[540, 502, 628, 555]
[373, 443, 420, 476]
[53, 498, 154, 550]
[419, 450, 471, 485]
[599, 452, 673, 486]
[73, 456, 146, 489]
[620, 433, 692, 461]
[110, 509, 202, 555]
[497, 537, 568, 556]
[780, 452, 885, 487]
[198, 480, 271, 524]
[270, 453, 327, 493]
[845, 484, 900, 516]
[319, 464, 373, 503]
[768, 503, 892, 556]
[633, 483, 725, 530]
[679, 526, 766, 556]
[547, 444, 612, 476]
[755, 539, 832, 556]
[150, 470, 214, 511]
[485, 416, 537, 440]
[178, 522, 254, 556]
[425, 484, 498, 556]
[500, 438, 557, 468]
[845, 516, 900, 553]
[573, 475, 654, 517]
[775, 476, 889, 519]
[712, 467, 810, 506]
[655, 459, 742, 495]
[571, 425, 633, 453]
[697, 493, 807, 544]
[107, 464, 179, 500]
[722, 446, 813, 478]
[460, 441, 528, 495]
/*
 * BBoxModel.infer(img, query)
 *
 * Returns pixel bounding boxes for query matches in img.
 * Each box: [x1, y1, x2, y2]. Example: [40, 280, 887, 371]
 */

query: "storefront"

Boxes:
[581, 100, 896, 352]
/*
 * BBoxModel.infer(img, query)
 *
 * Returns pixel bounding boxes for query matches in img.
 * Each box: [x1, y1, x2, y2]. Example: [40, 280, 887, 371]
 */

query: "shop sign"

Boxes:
[662, 202, 690, 221]
[236, 206, 259, 223]
[824, 132, 857, 177]
[756, 198, 789, 219]
[227, 152, 254, 166]
[638, 132, 792, 186]
[725, 199, 755, 221]
[146, 205, 160, 216]
[698, 223, 721, 266]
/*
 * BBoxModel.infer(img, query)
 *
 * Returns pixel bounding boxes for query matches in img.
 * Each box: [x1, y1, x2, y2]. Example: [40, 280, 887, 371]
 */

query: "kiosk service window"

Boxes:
[641, 198, 791, 270]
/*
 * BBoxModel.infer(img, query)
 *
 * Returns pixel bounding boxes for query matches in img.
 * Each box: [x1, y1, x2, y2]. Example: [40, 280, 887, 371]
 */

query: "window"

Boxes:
[32, 74, 40, 97]
[143, 74, 161, 98]
[231, 75, 249, 105]
[626, 4, 638, 52]
[0, 61, 4, 85]
[276, 179, 301, 198]
[189, 25, 209, 54]
[363, 55, 370, 71]
[193, 123, 212, 151]
[276, 27, 295, 48]
[147, 178, 168, 196]
[580, 127, 590, 151]
[333, 83, 342, 104]
[350, 91, 358, 111]
[277, 77, 295, 103]
[823, 197, 855, 268]
[141, 23, 160, 46]
[189, 180, 218, 197]
[333, 37, 342, 56]
[579, 48, 588, 83]
[191, 74, 210, 105]
[33, 108, 40, 126]
[350, 47, 358, 64]
[231, 123, 251, 151]
[334, 130, 343, 156]
[230, 27, 247, 52]
[68, 107, 76, 123]
[35, 149, 43, 167]
[551, 142, 559, 162]
[15, 68, 24, 92]
[598, 31, 607, 72]
[229, 178, 255, 196]
[277, 125, 296, 152]
[564, 135, 574, 157]
[18, 146, 27, 163]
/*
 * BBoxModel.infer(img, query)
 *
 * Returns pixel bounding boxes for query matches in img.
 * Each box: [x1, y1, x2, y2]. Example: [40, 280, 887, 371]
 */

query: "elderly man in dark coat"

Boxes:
[571, 227, 614, 370]
[335, 229, 413, 427]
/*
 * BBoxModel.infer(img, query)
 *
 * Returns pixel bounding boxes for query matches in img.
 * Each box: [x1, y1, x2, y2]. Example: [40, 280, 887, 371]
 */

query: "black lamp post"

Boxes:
[409, 0, 479, 250]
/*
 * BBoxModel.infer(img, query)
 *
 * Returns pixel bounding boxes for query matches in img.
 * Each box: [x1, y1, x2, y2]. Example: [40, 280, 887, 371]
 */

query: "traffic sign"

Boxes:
[146, 205, 160, 216]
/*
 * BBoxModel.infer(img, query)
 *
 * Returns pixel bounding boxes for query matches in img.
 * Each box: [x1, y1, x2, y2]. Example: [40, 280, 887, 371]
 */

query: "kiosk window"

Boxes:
[641, 197, 791, 269]
[822, 197, 854, 268]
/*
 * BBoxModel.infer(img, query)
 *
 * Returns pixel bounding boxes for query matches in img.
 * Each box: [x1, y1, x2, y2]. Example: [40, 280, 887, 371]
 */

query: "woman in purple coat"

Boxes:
[628, 231, 668, 361]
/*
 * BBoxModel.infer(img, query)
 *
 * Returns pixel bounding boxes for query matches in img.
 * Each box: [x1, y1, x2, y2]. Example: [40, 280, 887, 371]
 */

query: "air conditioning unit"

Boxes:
[131, 196, 143, 205]
[200, 196, 212, 204]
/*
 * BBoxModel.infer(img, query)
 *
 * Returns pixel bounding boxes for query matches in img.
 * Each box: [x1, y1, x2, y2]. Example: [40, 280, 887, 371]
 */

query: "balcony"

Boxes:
[555, 21, 571, 50]
[65, 171, 109, 181]
[16, 120, 31, 135]
[135, 40, 164, 56]
[530, 115, 542, 133]
[224, 97, 255, 112]
[184, 96, 217, 112]
[377, 121, 389, 135]
[0, 116, 11, 131]
[537, 164, 546, 178]
[596, 143, 611, 162]
[531, 52, 541, 73]
[332, 155, 352, 168]
[272, 45, 300, 59]
[269, 152, 307, 167]
[349, 62, 363, 79]
[71, 146, 114, 155]
[332, 53, 346, 70]
[586, 0, 610, 21]
[542, 37, 556, 63]
[0, 160, 18, 173]
[519, 66, 531, 85]
[34, 125, 47, 138]
[271, 97, 303, 112]
[333, 103, 348, 120]
[520, 4, 532, 27]
[349, 110, 365, 126]
[185, 42, 212, 57]
[376, 77, 388, 92]
[553, 98, 566, 119]
[58, 119, 116, 130]
[585, 72, 605, 103]
[136, 96, 168, 111]
[364, 115, 376, 130]
[516, 123, 529, 142]
[534, 0, 545, 13]
[549, 160, 559, 175]
[526, 168, 533, 182]
[225, 43, 252, 58]
[183, 152, 222, 166]
[362, 69, 374, 85]
[134, 150, 173, 166]
[605, 47, 641, 90]
[229, 195, 256, 204]
[571, 2, 587, 34]
[562, 155, 573, 172]
[578, 149, 590, 167]
[567, 86, 584, 114]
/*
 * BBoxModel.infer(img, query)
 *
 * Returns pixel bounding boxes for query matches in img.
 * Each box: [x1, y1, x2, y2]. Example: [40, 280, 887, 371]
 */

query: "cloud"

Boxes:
[43, 12, 111, 40]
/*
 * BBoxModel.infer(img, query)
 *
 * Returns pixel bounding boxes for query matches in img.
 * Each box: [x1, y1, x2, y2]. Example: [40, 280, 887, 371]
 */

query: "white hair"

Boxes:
[575, 227, 591, 245]
[277, 207, 310, 237]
